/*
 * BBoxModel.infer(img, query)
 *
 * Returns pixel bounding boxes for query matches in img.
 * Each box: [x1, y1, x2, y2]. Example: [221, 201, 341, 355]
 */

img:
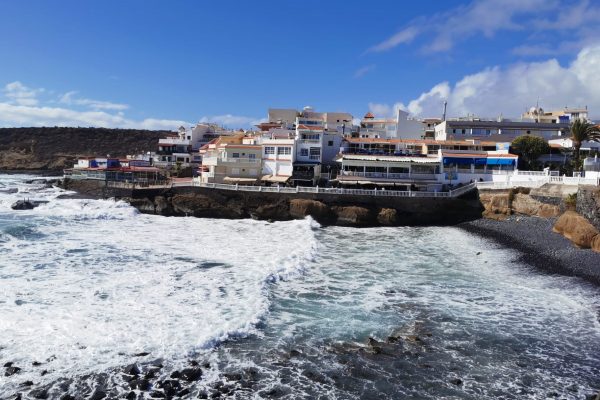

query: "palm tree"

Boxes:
[569, 119, 600, 171]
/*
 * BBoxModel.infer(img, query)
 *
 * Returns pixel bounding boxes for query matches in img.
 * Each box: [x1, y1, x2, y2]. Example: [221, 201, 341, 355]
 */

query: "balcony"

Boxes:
[341, 171, 437, 180]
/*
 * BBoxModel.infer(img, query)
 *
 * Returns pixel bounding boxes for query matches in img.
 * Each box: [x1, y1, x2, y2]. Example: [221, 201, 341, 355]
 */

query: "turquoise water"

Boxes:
[0, 174, 599, 399]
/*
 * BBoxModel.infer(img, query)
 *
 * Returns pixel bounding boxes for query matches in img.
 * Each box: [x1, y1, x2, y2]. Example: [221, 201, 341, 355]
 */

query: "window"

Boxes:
[300, 148, 308, 157]
[309, 147, 320, 160]
[249, 153, 256, 159]
[264, 147, 275, 155]
[328, 141, 333, 146]
[187, 136, 191, 139]
[232, 153, 240, 158]
[462, 129, 466, 134]
[277, 147, 291, 155]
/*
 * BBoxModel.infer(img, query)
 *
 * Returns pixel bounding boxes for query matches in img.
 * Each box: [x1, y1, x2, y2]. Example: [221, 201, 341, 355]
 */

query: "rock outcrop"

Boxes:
[289, 199, 330, 223]
[331, 206, 374, 226]
[512, 193, 561, 218]
[577, 187, 600, 231]
[553, 211, 600, 251]
[479, 187, 562, 219]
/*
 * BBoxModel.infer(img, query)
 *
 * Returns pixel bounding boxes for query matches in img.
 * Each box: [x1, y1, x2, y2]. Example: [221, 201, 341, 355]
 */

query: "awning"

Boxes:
[487, 158, 515, 166]
[261, 175, 291, 183]
[223, 177, 257, 184]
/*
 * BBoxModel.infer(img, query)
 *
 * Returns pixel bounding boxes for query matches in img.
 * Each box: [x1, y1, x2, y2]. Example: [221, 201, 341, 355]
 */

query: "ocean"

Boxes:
[0, 174, 599, 399]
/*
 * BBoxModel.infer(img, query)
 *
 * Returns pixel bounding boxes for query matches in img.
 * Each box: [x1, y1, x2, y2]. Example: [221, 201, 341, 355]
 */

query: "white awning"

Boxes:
[223, 177, 257, 184]
[261, 175, 291, 183]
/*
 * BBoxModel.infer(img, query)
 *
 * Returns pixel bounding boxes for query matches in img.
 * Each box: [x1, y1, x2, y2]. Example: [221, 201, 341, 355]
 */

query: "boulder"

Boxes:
[332, 206, 374, 226]
[479, 192, 510, 217]
[11, 200, 47, 210]
[289, 199, 330, 222]
[553, 211, 600, 249]
[592, 235, 600, 253]
[512, 194, 561, 218]
[377, 208, 397, 225]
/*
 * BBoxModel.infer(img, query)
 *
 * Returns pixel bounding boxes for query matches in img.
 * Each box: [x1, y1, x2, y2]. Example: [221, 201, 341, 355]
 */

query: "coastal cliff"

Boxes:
[0, 127, 172, 171]
[59, 178, 483, 227]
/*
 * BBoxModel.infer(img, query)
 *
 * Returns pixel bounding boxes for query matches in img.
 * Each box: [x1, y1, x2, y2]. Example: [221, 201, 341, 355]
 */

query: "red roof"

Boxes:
[364, 112, 375, 119]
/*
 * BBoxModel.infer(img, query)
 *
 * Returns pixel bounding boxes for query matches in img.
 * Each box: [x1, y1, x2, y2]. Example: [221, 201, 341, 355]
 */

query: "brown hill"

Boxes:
[0, 127, 173, 171]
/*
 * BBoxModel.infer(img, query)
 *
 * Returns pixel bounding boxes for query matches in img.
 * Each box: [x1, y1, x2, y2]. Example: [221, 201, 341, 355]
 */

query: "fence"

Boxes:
[190, 181, 477, 198]
[477, 175, 599, 190]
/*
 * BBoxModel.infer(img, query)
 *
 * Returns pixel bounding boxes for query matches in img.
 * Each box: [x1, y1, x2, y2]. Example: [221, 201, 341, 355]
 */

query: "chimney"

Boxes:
[442, 101, 447, 121]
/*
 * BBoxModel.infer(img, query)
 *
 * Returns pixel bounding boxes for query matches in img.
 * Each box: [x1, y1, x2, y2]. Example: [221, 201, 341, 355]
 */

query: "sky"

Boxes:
[1, 0, 600, 130]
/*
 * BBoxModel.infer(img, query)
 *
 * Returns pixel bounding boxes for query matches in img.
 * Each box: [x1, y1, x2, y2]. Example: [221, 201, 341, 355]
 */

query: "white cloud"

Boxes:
[0, 82, 191, 130]
[370, 45, 600, 120]
[199, 114, 266, 128]
[354, 64, 376, 78]
[3, 81, 44, 106]
[59, 91, 129, 111]
[368, 27, 420, 53]
[367, 0, 600, 54]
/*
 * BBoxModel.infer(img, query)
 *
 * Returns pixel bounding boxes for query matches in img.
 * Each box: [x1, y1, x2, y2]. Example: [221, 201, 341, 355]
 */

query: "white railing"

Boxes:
[341, 171, 437, 180]
[477, 175, 599, 189]
[190, 181, 477, 198]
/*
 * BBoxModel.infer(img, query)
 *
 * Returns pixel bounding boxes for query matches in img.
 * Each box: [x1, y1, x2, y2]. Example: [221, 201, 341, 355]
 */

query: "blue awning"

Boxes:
[443, 157, 487, 165]
[487, 158, 515, 166]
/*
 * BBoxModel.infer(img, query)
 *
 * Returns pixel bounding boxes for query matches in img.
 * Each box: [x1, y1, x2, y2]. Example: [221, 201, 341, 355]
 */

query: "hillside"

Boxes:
[0, 127, 173, 171]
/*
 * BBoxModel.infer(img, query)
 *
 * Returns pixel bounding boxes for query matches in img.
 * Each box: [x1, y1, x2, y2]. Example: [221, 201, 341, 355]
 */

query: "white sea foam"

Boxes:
[1, 175, 600, 399]
[0, 176, 318, 395]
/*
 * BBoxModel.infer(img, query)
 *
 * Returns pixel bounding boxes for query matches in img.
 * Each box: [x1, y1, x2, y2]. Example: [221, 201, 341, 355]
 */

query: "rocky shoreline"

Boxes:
[459, 215, 600, 285]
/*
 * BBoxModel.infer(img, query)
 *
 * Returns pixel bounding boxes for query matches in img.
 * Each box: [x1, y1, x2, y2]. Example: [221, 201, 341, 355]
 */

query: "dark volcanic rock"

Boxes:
[11, 200, 47, 210]
[29, 388, 48, 399]
[123, 364, 141, 376]
[5, 366, 21, 376]
[180, 367, 202, 382]
[4, 361, 14, 367]
[129, 378, 151, 391]
[89, 388, 107, 400]
[156, 379, 181, 396]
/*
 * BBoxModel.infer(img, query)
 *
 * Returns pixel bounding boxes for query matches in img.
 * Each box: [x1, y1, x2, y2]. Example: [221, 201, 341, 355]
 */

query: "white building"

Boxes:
[522, 106, 589, 124]
[434, 118, 570, 141]
[358, 110, 426, 140]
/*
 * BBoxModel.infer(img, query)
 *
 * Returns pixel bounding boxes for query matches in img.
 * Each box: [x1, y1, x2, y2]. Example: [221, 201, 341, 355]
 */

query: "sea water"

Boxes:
[0, 174, 599, 399]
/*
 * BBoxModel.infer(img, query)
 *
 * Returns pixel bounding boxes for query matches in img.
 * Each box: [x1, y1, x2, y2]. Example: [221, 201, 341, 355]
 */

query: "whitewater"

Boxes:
[0, 174, 599, 399]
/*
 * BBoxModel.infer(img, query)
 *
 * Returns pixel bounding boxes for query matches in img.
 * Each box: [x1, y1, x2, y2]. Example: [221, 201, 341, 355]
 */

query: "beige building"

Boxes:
[199, 134, 262, 184]
[521, 106, 589, 123]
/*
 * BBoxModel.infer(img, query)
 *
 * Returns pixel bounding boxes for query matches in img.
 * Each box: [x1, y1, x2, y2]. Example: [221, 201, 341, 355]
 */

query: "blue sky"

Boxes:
[1, 0, 600, 129]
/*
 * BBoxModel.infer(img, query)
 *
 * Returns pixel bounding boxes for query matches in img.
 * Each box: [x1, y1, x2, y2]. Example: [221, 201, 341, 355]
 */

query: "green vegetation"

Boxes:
[511, 136, 550, 170]
[569, 119, 600, 171]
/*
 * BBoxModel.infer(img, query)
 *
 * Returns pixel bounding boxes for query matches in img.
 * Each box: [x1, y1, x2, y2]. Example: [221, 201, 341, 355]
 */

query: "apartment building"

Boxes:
[434, 118, 570, 141]
[521, 106, 589, 124]
[199, 134, 262, 184]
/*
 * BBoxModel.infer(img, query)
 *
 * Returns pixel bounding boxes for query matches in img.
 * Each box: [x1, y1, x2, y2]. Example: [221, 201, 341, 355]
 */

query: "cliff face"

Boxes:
[0, 127, 172, 171]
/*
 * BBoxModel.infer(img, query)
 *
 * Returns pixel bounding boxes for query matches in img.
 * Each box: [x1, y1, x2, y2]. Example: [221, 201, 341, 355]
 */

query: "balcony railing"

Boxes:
[341, 171, 437, 180]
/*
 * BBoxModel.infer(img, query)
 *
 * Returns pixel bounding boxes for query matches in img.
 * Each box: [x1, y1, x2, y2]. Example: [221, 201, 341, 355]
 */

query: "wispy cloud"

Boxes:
[3, 81, 45, 106]
[366, 0, 600, 55]
[59, 91, 129, 111]
[353, 64, 376, 78]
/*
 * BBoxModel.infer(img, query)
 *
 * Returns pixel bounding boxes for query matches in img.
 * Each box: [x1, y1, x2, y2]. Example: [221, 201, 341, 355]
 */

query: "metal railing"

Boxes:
[190, 181, 477, 198]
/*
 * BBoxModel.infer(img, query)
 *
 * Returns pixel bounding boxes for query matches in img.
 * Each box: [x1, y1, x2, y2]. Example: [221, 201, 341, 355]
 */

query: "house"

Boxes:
[434, 118, 570, 141]
[155, 123, 235, 168]
[199, 134, 262, 184]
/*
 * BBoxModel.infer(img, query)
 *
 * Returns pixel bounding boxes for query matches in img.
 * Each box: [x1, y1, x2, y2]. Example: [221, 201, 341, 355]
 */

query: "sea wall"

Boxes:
[59, 179, 483, 227]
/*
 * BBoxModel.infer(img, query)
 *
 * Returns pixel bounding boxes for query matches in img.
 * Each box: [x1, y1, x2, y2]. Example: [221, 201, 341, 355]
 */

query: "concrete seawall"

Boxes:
[59, 178, 484, 227]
